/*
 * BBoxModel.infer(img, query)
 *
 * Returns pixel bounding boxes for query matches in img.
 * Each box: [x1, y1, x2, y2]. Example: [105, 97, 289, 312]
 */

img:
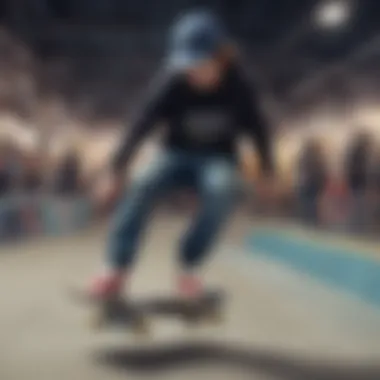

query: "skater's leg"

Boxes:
[178, 158, 240, 295]
[90, 152, 184, 296]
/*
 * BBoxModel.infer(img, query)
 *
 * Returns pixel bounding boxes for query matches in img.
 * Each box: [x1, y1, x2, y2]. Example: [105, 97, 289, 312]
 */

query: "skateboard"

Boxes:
[71, 289, 225, 336]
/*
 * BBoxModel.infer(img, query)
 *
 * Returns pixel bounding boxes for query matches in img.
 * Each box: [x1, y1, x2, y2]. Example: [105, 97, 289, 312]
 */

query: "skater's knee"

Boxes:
[203, 164, 239, 202]
[131, 152, 177, 196]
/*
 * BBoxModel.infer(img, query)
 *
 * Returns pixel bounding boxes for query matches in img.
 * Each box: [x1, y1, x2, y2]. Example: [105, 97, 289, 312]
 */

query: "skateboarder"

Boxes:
[88, 10, 276, 300]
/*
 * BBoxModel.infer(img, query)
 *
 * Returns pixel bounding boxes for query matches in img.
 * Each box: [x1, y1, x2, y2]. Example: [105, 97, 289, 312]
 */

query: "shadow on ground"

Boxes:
[95, 341, 380, 380]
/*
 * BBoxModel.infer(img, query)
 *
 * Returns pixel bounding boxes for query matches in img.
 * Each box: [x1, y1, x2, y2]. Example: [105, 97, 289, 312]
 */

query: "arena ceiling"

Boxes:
[3, 0, 380, 118]
[5, 1, 380, 86]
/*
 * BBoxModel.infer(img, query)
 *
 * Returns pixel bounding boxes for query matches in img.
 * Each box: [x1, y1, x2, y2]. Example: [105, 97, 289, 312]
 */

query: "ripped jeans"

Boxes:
[107, 150, 240, 270]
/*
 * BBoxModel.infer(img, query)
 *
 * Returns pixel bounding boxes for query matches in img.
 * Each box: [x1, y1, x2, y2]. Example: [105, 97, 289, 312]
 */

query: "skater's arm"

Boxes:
[111, 72, 176, 174]
[236, 77, 275, 177]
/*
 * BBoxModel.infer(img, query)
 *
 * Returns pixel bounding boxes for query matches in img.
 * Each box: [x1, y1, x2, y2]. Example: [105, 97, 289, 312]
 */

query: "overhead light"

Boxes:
[314, 0, 352, 30]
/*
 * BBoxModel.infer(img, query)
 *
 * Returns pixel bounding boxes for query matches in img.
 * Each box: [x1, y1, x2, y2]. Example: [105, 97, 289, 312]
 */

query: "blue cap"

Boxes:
[167, 10, 227, 70]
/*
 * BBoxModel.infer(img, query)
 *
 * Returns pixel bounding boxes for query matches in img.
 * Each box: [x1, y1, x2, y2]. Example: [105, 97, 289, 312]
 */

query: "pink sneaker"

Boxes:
[177, 274, 203, 299]
[87, 272, 125, 300]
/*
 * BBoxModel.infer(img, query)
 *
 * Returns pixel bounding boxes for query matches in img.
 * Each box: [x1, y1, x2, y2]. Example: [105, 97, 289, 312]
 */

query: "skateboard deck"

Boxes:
[71, 289, 224, 335]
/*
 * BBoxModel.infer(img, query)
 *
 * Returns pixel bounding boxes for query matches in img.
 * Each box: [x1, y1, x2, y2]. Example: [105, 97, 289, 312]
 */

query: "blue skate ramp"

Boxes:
[247, 226, 380, 306]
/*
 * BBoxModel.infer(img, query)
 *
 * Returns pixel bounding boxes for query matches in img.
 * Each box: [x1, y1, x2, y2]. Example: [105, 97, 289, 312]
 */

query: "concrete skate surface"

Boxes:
[1, 214, 380, 380]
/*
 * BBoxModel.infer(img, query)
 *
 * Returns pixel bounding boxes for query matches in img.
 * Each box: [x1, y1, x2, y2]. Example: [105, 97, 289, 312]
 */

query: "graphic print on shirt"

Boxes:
[183, 109, 233, 143]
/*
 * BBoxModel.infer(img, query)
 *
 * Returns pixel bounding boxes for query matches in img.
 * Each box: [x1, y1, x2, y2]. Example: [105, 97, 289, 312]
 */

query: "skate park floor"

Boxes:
[1, 213, 380, 380]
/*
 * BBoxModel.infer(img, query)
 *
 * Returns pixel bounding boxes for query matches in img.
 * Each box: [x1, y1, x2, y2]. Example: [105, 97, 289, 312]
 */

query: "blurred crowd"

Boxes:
[0, 123, 379, 244]
[288, 130, 380, 236]
[0, 141, 83, 197]
[0, 137, 91, 242]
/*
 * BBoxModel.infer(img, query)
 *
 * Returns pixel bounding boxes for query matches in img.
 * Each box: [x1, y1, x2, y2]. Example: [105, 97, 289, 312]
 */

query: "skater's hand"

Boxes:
[92, 171, 126, 213]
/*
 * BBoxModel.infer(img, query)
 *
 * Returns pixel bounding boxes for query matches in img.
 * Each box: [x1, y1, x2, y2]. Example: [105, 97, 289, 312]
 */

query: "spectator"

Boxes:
[17, 150, 44, 236]
[21, 151, 43, 193]
[0, 142, 13, 196]
[41, 148, 93, 236]
[53, 149, 81, 196]
[344, 131, 373, 232]
[295, 138, 329, 225]
[0, 140, 23, 239]
[367, 145, 380, 233]
[319, 176, 350, 230]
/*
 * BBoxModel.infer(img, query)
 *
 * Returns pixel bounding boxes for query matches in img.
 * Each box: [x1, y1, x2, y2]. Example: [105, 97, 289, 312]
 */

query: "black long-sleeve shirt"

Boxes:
[112, 64, 274, 175]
